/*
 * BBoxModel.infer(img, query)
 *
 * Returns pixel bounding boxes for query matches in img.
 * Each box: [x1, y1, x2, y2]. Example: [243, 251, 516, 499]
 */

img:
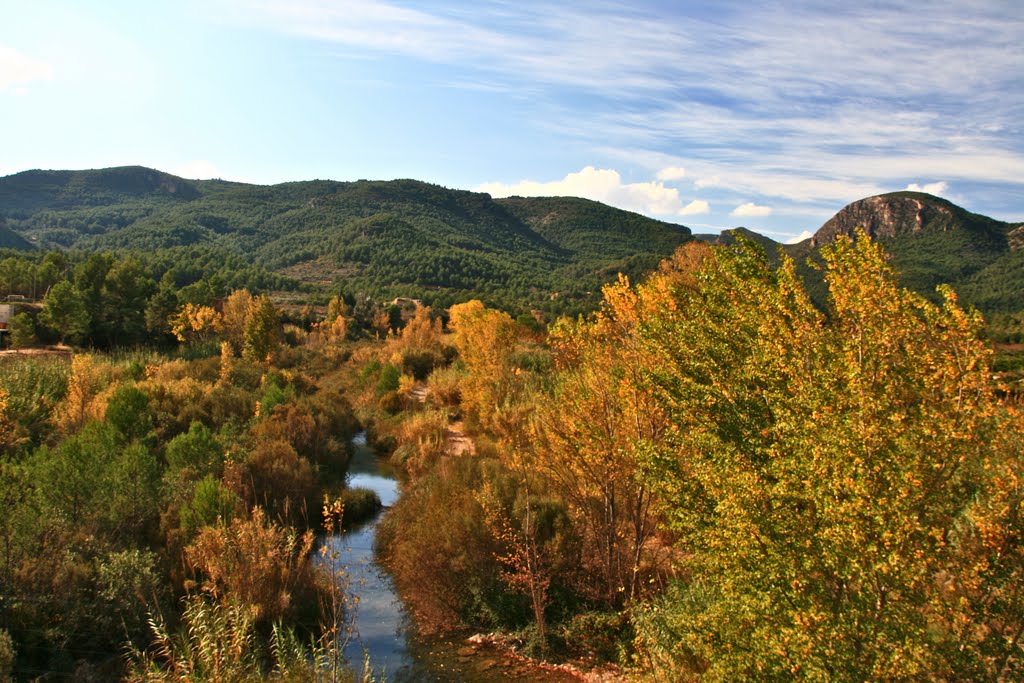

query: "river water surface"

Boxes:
[319, 433, 583, 682]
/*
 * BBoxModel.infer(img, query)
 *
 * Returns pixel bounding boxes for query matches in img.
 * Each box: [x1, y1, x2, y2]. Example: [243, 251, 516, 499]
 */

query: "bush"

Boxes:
[377, 457, 527, 631]
[105, 383, 153, 443]
[426, 366, 462, 407]
[340, 487, 382, 528]
[559, 610, 634, 664]
[179, 475, 242, 538]
[376, 363, 400, 394]
[391, 409, 449, 475]
[242, 440, 316, 524]
[0, 628, 14, 683]
[185, 507, 317, 623]
[165, 421, 224, 481]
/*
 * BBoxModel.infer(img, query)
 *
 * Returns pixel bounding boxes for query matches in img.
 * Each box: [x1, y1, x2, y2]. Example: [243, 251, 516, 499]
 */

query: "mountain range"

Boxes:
[1, 166, 1021, 317]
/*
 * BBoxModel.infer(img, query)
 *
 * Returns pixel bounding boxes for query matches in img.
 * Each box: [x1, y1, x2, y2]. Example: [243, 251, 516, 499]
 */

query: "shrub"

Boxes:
[105, 383, 153, 444]
[377, 457, 526, 631]
[391, 409, 449, 476]
[559, 610, 634, 664]
[426, 366, 462, 408]
[185, 507, 317, 623]
[376, 363, 400, 394]
[242, 440, 316, 524]
[0, 628, 14, 683]
[340, 487, 382, 528]
[165, 421, 224, 481]
[179, 475, 242, 539]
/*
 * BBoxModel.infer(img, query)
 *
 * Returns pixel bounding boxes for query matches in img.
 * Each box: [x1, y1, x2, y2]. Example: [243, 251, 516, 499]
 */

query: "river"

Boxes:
[318, 432, 584, 682]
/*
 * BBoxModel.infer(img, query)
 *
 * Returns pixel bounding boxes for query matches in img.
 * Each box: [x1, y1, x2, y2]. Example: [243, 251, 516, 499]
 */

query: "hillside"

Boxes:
[2, 168, 1022, 319]
[0, 167, 691, 314]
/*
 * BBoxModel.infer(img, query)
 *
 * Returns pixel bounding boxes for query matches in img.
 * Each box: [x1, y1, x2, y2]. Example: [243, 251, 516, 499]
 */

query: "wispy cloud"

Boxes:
[0, 44, 54, 91]
[213, 0, 1024, 222]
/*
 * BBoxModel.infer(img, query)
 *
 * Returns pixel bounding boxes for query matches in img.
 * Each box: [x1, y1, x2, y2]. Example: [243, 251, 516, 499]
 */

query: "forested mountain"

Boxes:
[0, 166, 691, 314]
[3, 168, 1022, 317]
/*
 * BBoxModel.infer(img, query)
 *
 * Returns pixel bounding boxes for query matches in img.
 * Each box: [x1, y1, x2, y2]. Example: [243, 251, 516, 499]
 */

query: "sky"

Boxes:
[1, 1, 1022, 242]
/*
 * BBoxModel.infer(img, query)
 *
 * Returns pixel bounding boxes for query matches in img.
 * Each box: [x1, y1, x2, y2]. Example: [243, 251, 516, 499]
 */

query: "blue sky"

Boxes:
[2, 1, 1022, 242]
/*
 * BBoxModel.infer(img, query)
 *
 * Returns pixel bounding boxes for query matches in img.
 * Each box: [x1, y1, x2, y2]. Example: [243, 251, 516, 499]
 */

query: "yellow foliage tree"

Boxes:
[170, 303, 221, 344]
[536, 277, 670, 608]
[448, 300, 517, 428]
[623, 233, 1024, 680]
[219, 289, 257, 354]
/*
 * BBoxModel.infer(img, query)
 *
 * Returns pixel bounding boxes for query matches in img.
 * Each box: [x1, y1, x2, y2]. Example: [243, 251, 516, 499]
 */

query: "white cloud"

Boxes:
[171, 160, 223, 179]
[0, 45, 54, 91]
[905, 181, 949, 195]
[656, 166, 686, 181]
[786, 230, 815, 244]
[680, 199, 710, 216]
[731, 202, 773, 217]
[478, 166, 693, 217]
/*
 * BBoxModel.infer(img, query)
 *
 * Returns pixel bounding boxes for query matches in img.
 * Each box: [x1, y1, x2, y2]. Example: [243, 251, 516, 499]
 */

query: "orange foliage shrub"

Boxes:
[185, 507, 316, 623]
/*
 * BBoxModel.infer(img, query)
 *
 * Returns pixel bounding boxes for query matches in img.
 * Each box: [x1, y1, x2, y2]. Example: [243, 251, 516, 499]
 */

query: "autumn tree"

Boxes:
[220, 289, 258, 354]
[625, 234, 1024, 680]
[242, 297, 280, 364]
[324, 294, 349, 323]
[370, 307, 391, 339]
[448, 300, 518, 428]
[536, 278, 670, 609]
[170, 303, 221, 345]
[390, 305, 446, 379]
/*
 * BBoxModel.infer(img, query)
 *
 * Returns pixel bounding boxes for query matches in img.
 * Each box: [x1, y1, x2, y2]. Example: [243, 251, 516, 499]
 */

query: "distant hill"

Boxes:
[0, 166, 691, 314]
[694, 227, 786, 263]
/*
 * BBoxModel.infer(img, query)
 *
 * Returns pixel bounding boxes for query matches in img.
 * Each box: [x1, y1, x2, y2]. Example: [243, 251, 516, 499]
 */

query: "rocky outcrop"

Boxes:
[1009, 225, 1024, 251]
[810, 192, 959, 248]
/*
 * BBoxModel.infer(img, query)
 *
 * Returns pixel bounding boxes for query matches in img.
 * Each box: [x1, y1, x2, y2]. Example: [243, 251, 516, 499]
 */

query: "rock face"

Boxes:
[811, 192, 959, 247]
[1009, 225, 1024, 251]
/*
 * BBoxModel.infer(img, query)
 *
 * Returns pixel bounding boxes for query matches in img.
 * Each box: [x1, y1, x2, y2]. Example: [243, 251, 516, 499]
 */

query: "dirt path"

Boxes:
[446, 419, 475, 456]
[410, 383, 476, 456]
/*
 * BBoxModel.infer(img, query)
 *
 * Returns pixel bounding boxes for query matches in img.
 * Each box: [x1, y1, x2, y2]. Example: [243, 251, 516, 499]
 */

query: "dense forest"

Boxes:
[1, 228, 1022, 681]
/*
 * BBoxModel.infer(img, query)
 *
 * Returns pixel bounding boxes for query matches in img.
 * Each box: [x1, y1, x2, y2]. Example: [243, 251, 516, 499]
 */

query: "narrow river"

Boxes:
[318, 433, 584, 682]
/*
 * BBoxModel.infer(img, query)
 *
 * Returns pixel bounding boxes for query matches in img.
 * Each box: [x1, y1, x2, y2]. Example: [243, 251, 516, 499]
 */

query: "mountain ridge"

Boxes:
[1, 167, 1021, 315]
[0, 166, 692, 314]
